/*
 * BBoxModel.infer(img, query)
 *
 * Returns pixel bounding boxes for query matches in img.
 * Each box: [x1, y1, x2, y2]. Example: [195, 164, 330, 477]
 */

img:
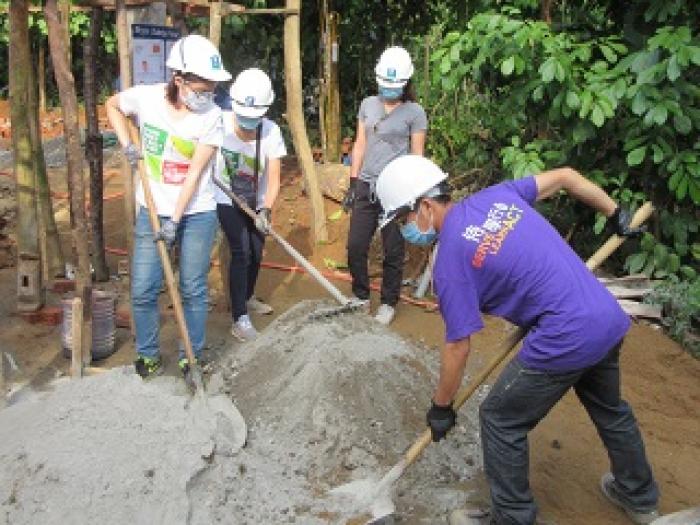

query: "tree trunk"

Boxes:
[325, 11, 340, 162]
[46, 0, 93, 367]
[84, 7, 109, 282]
[10, 0, 43, 311]
[30, 39, 64, 281]
[541, 0, 555, 25]
[284, 0, 328, 242]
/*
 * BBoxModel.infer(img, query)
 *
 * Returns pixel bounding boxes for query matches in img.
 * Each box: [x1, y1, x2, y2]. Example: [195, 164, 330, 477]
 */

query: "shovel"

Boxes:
[212, 176, 366, 318]
[330, 201, 654, 524]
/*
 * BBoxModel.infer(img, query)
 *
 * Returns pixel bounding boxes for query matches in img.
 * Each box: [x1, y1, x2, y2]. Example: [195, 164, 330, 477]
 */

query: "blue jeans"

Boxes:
[479, 343, 658, 524]
[131, 207, 217, 361]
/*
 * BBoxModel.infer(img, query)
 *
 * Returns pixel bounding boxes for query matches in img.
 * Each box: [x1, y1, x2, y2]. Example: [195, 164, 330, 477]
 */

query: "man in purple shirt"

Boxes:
[375, 155, 659, 525]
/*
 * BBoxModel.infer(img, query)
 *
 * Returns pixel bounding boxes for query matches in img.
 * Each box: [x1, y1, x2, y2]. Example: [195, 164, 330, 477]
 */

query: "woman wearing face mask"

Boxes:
[106, 34, 230, 381]
[213, 68, 286, 341]
[343, 46, 428, 325]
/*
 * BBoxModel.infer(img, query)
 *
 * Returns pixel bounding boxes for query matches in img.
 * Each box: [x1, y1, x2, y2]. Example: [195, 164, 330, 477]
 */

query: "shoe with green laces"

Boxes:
[134, 356, 163, 379]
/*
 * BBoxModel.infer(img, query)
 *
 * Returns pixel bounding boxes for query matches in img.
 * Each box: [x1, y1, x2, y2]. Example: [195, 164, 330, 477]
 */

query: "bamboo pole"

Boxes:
[326, 11, 340, 162]
[208, 0, 222, 46]
[284, 0, 328, 242]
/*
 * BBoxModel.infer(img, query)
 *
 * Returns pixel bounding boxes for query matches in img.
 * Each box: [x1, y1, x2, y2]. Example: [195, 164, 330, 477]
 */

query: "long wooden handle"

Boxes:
[212, 177, 351, 306]
[134, 162, 197, 367]
[401, 201, 654, 469]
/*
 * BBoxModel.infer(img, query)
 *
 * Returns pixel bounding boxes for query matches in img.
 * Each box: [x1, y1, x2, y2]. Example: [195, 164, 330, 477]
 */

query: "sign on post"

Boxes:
[131, 24, 181, 85]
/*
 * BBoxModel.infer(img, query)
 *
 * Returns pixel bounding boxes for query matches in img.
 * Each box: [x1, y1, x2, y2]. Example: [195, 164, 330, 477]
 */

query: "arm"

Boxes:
[349, 119, 366, 180]
[263, 157, 281, 209]
[534, 167, 617, 217]
[410, 130, 426, 155]
[171, 143, 217, 222]
[105, 93, 133, 148]
[433, 337, 471, 406]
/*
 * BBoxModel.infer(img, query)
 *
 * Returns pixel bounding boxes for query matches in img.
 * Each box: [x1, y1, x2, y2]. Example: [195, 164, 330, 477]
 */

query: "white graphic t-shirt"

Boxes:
[119, 83, 224, 216]
[213, 114, 287, 210]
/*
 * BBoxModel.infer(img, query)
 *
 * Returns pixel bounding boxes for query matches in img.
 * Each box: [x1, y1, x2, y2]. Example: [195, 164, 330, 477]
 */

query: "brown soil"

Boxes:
[0, 147, 698, 523]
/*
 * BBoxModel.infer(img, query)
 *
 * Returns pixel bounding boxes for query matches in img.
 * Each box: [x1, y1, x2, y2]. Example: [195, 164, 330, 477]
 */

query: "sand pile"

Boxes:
[205, 301, 487, 524]
[0, 368, 246, 525]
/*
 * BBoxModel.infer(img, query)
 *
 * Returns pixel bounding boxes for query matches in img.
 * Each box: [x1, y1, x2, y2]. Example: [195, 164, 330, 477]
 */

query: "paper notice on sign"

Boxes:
[133, 40, 165, 85]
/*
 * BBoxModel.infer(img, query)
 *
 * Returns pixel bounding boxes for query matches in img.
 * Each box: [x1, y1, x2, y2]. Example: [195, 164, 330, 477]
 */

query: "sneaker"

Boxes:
[448, 508, 493, 525]
[351, 297, 371, 314]
[600, 472, 659, 524]
[247, 296, 273, 315]
[134, 356, 163, 379]
[374, 303, 396, 325]
[231, 314, 259, 342]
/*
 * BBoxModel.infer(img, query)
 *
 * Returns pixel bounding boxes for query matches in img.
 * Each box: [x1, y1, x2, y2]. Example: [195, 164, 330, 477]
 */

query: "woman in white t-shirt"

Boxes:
[105, 35, 231, 381]
[213, 68, 287, 341]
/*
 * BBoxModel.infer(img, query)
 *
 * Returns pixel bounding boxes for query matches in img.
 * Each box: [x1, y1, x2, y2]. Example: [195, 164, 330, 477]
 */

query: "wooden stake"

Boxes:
[71, 297, 84, 378]
[208, 0, 222, 46]
[284, 0, 328, 242]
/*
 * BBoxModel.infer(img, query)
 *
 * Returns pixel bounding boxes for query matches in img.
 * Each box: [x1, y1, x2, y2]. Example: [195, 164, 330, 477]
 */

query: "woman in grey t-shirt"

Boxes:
[344, 46, 428, 325]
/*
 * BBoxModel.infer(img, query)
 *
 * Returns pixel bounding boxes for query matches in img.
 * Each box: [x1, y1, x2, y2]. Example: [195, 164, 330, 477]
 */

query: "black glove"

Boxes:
[426, 400, 456, 442]
[342, 178, 358, 213]
[255, 207, 272, 234]
[122, 142, 141, 167]
[610, 206, 645, 237]
[154, 218, 179, 247]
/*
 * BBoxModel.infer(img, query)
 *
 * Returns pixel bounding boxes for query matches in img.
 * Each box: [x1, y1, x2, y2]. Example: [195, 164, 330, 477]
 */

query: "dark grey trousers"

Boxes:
[479, 343, 659, 524]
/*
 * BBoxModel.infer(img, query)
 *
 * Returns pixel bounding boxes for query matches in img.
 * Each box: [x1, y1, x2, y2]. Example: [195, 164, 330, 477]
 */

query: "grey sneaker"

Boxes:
[247, 296, 273, 315]
[600, 472, 659, 524]
[374, 303, 396, 325]
[352, 296, 371, 314]
[231, 314, 258, 342]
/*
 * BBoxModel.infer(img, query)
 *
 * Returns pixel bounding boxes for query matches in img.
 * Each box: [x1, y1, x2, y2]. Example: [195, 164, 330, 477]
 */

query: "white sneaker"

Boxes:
[374, 303, 395, 325]
[352, 296, 371, 314]
[247, 296, 273, 315]
[231, 314, 258, 342]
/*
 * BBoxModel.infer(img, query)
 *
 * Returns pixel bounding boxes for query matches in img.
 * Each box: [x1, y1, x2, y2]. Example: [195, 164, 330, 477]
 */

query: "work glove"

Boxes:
[426, 400, 456, 442]
[342, 178, 358, 213]
[122, 142, 141, 168]
[154, 218, 179, 247]
[255, 207, 272, 234]
[610, 206, 645, 237]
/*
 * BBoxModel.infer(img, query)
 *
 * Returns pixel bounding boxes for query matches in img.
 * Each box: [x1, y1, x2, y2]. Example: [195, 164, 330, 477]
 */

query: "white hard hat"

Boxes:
[229, 68, 275, 117]
[375, 46, 414, 88]
[376, 155, 448, 229]
[166, 34, 231, 82]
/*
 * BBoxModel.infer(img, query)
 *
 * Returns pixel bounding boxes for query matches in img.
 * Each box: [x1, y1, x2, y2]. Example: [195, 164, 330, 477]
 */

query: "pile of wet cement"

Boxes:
[0, 368, 245, 525]
[208, 301, 487, 524]
[0, 301, 487, 524]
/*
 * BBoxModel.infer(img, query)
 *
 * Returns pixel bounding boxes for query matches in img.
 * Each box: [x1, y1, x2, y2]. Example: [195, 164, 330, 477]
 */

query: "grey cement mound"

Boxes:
[0, 301, 486, 524]
[209, 301, 486, 524]
[0, 368, 246, 525]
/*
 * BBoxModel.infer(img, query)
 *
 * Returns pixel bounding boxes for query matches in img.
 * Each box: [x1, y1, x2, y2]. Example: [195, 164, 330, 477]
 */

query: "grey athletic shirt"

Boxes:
[357, 96, 427, 183]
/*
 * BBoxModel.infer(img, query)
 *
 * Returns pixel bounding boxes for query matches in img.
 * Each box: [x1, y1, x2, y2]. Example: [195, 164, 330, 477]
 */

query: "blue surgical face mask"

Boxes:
[379, 85, 403, 100]
[400, 208, 437, 246]
[236, 114, 261, 130]
[181, 84, 215, 113]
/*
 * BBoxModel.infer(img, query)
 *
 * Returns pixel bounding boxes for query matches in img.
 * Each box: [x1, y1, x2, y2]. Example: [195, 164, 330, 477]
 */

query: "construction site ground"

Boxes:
[0, 104, 698, 523]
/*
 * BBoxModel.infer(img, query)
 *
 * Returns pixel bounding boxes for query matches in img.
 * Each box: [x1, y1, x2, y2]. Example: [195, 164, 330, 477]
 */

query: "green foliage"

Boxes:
[647, 276, 700, 357]
[428, 1, 699, 282]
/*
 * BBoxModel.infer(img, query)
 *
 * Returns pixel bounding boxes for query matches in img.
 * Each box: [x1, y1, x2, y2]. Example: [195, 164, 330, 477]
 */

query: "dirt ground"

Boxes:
[0, 135, 698, 523]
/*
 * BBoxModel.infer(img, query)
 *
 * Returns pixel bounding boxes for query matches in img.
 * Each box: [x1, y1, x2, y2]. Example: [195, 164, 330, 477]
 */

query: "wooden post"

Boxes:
[284, 0, 328, 242]
[38, 41, 47, 113]
[85, 6, 109, 282]
[326, 11, 340, 162]
[70, 297, 84, 378]
[10, 0, 43, 312]
[45, 0, 93, 368]
[116, 0, 135, 255]
[209, 0, 222, 46]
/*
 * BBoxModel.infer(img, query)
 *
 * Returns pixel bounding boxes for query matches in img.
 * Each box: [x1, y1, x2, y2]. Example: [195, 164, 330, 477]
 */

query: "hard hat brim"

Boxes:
[232, 100, 270, 118]
[202, 69, 232, 82]
[376, 75, 408, 89]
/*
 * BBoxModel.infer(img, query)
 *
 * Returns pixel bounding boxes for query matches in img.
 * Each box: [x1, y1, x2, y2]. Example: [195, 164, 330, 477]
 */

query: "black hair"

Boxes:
[401, 79, 416, 102]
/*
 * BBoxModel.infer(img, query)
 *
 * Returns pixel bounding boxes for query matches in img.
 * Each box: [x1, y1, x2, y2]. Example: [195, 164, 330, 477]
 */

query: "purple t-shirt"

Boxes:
[433, 176, 630, 372]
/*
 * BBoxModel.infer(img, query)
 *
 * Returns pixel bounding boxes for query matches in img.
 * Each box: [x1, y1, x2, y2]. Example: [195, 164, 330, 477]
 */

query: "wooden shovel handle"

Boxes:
[402, 201, 654, 468]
